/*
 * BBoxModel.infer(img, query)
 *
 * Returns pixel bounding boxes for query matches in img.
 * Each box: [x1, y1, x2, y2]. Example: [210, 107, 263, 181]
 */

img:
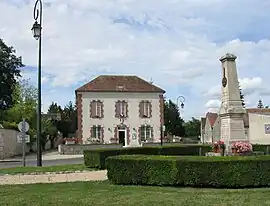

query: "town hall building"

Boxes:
[75, 75, 165, 146]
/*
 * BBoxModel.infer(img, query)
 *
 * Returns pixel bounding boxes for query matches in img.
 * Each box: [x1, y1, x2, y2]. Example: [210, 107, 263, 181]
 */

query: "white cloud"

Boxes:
[205, 99, 221, 108]
[1, 0, 270, 119]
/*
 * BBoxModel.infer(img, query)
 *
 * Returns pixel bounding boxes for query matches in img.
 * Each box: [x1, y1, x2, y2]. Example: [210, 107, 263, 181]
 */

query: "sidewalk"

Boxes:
[0, 170, 107, 185]
[1, 151, 83, 162]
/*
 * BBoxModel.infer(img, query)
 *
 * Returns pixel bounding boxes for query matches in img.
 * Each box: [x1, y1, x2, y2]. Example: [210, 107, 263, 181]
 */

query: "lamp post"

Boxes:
[31, 0, 43, 167]
[177, 96, 185, 109]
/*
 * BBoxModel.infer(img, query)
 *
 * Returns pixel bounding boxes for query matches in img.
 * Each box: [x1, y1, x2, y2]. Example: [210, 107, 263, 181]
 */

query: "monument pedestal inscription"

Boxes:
[218, 53, 247, 152]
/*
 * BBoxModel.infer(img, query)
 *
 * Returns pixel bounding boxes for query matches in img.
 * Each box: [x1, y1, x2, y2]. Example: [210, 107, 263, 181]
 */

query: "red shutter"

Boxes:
[151, 127, 154, 142]
[101, 101, 104, 118]
[138, 127, 141, 144]
[149, 102, 152, 118]
[127, 127, 130, 145]
[91, 101, 97, 118]
[90, 126, 93, 138]
[101, 126, 104, 143]
[96, 101, 101, 117]
[139, 101, 143, 118]
[90, 102, 94, 118]
[125, 101, 128, 117]
[115, 101, 120, 118]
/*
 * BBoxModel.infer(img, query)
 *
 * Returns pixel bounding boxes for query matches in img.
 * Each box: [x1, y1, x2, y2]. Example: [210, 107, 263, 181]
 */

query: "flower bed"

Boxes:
[231, 142, 252, 155]
[106, 155, 270, 188]
[212, 140, 225, 155]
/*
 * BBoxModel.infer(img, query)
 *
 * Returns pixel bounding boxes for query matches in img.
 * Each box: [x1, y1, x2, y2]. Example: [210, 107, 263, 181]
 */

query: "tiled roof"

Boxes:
[206, 112, 218, 127]
[75, 75, 165, 93]
[202, 108, 270, 128]
[246, 108, 270, 115]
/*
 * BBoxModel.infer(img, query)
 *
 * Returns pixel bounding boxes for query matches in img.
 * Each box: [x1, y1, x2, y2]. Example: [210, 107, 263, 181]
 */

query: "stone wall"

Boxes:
[58, 143, 123, 155]
[0, 129, 30, 159]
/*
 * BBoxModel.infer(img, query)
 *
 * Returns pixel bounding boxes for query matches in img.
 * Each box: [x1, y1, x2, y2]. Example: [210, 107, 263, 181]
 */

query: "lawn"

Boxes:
[0, 164, 92, 175]
[1, 181, 270, 206]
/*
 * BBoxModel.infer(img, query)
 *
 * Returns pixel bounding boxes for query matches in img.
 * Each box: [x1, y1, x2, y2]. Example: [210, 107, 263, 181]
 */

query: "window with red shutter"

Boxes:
[116, 100, 128, 118]
[139, 125, 153, 142]
[96, 101, 101, 117]
[140, 101, 151, 118]
[89, 125, 103, 143]
[90, 100, 103, 118]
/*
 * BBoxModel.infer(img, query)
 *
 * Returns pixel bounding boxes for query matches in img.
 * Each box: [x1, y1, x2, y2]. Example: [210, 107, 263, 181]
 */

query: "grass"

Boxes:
[0, 164, 92, 175]
[1, 181, 270, 206]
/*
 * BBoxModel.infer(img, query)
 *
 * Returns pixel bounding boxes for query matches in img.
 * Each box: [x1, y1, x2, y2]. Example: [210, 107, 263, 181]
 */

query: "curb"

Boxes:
[0, 170, 93, 176]
[0, 160, 21, 163]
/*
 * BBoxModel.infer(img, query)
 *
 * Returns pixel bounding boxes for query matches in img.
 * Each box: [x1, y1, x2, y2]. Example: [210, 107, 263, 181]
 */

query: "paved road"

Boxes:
[0, 157, 84, 169]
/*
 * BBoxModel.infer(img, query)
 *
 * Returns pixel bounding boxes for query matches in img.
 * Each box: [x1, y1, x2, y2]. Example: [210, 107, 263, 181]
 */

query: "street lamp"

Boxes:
[31, 0, 43, 167]
[177, 95, 185, 109]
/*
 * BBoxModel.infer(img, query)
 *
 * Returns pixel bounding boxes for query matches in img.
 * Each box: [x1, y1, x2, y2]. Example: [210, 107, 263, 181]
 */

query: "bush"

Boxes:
[252, 144, 270, 154]
[106, 155, 270, 188]
[84, 144, 212, 169]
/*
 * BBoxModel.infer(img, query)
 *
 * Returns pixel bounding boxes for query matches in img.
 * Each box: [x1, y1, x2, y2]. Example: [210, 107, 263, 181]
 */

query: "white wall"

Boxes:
[249, 113, 270, 144]
[203, 117, 221, 143]
[80, 92, 162, 144]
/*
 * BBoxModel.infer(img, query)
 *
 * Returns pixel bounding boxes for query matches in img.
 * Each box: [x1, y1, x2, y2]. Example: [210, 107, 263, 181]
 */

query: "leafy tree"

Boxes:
[239, 88, 245, 107]
[164, 99, 185, 137]
[48, 102, 62, 114]
[0, 39, 23, 119]
[257, 99, 264, 108]
[183, 117, 201, 137]
[47, 101, 77, 138]
[3, 79, 37, 126]
[41, 119, 58, 150]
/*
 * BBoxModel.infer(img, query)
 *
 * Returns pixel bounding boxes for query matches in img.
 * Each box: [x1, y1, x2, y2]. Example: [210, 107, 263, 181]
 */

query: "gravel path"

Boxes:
[0, 170, 107, 185]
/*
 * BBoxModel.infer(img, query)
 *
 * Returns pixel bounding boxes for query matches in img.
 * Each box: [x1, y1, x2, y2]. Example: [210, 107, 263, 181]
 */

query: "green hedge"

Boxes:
[106, 155, 270, 188]
[252, 144, 270, 154]
[84, 144, 212, 169]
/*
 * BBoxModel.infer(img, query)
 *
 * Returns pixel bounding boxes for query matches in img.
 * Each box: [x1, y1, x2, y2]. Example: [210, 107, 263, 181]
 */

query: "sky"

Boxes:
[1, 0, 270, 120]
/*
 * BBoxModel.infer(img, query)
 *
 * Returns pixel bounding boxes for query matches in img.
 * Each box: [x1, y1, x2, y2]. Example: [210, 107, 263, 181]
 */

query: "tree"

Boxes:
[0, 39, 23, 119]
[239, 88, 245, 107]
[41, 119, 58, 150]
[48, 102, 62, 114]
[257, 99, 264, 108]
[47, 101, 77, 138]
[3, 79, 37, 126]
[164, 99, 185, 137]
[183, 117, 201, 137]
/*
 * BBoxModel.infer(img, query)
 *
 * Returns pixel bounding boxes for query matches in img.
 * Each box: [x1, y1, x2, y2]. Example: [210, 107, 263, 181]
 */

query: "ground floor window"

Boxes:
[140, 125, 153, 142]
[90, 125, 102, 143]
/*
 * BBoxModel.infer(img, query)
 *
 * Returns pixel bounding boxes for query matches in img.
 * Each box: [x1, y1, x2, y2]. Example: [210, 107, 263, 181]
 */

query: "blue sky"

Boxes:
[1, 0, 270, 120]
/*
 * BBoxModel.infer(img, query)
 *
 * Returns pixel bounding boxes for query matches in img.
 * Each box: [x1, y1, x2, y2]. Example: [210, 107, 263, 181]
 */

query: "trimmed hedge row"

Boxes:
[252, 144, 270, 154]
[84, 144, 212, 169]
[106, 155, 270, 188]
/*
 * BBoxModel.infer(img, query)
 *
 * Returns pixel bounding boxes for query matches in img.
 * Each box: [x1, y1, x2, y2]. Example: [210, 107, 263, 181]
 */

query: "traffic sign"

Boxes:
[162, 125, 166, 132]
[18, 121, 29, 133]
[17, 134, 30, 143]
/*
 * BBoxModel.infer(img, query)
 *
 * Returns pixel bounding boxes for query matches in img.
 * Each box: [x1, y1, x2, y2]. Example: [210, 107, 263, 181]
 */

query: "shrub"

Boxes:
[252, 144, 270, 154]
[106, 155, 270, 188]
[84, 144, 212, 169]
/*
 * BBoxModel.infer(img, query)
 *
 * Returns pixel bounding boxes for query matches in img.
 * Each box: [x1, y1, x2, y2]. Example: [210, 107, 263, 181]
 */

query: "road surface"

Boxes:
[0, 157, 84, 169]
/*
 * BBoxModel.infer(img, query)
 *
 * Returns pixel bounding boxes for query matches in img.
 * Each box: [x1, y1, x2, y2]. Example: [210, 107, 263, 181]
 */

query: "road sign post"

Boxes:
[18, 119, 30, 167]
